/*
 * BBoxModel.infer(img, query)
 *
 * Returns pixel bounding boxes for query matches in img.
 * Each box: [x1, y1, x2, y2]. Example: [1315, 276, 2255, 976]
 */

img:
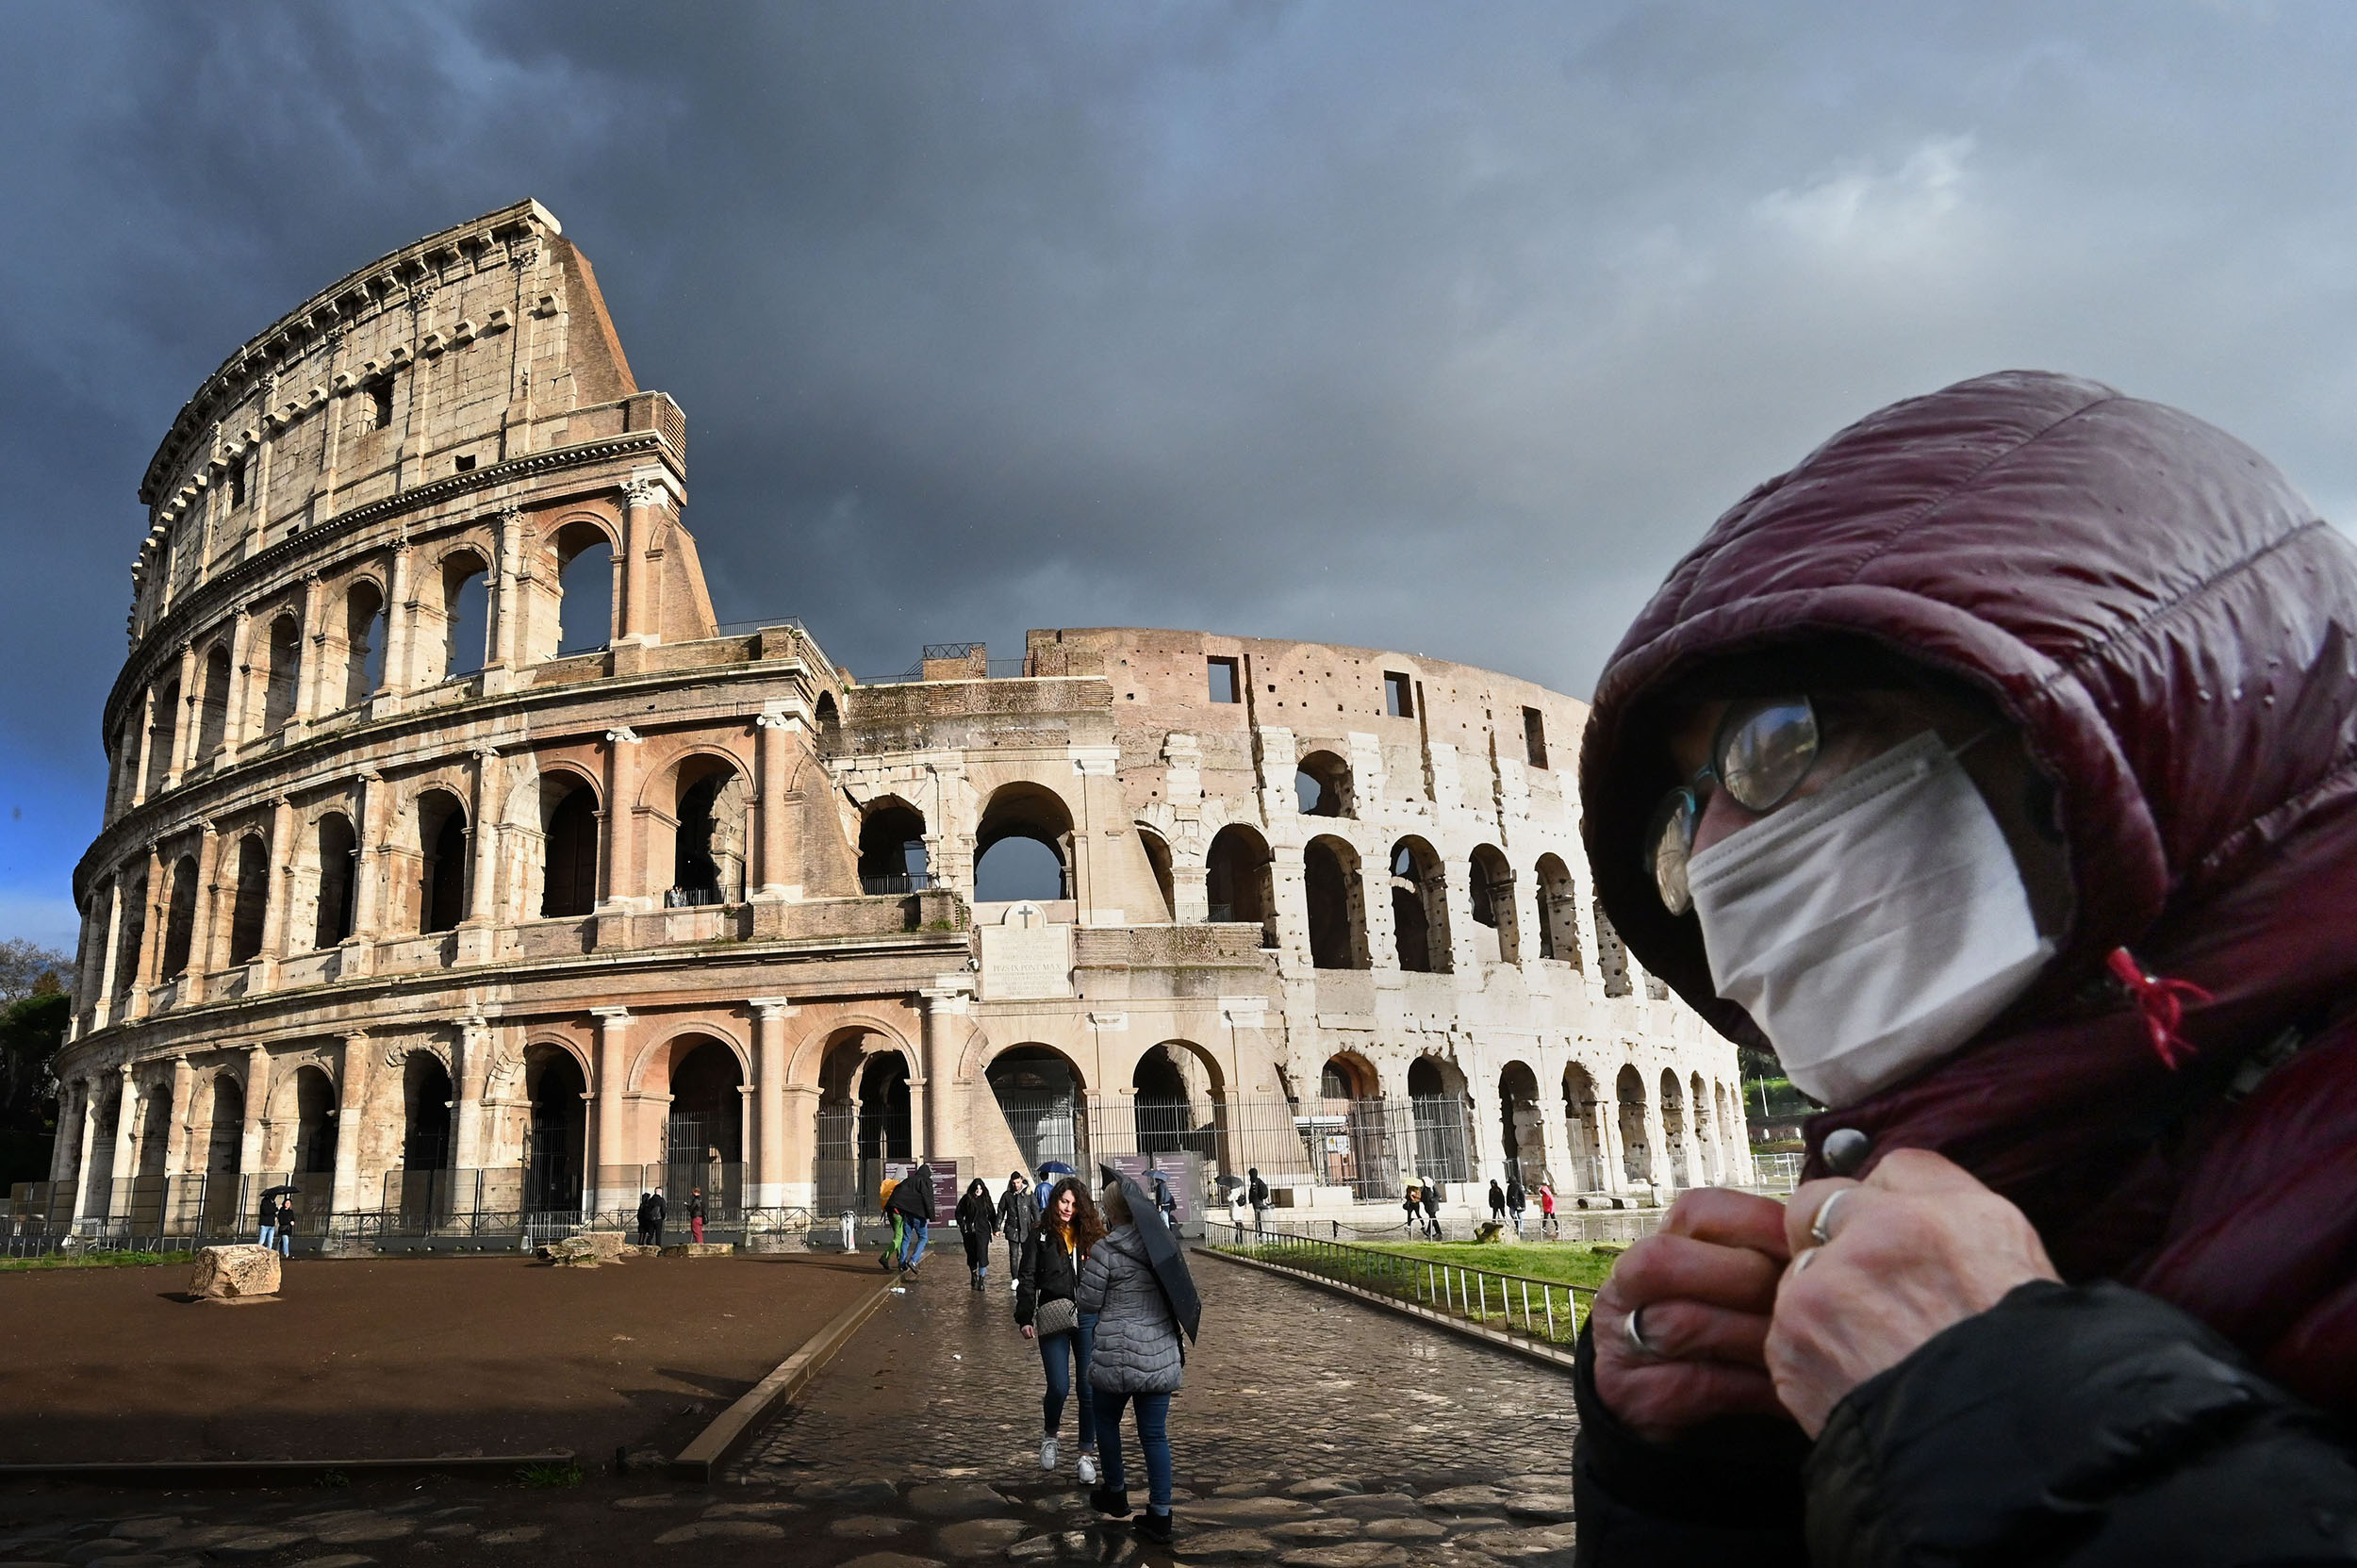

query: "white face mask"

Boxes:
[1686, 729, 2053, 1109]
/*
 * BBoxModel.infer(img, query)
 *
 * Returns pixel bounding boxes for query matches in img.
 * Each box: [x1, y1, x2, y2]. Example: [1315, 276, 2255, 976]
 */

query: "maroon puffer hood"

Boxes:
[1581, 372, 2357, 1361]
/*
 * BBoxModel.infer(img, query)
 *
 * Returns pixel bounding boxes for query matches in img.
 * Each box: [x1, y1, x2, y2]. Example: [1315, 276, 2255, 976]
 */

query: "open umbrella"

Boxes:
[1036, 1161, 1079, 1180]
[258, 1184, 298, 1198]
[1100, 1165, 1201, 1344]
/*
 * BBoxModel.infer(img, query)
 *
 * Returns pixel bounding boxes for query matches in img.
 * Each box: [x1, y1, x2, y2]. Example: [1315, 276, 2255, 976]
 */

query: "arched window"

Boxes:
[1294, 751, 1351, 817]
[344, 583, 386, 707]
[1468, 844, 1519, 965]
[292, 1066, 338, 1176]
[541, 782, 601, 918]
[1406, 1054, 1473, 1184]
[525, 1048, 587, 1213]
[225, 835, 270, 966]
[1205, 824, 1273, 938]
[1562, 1063, 1603, 1192]
[1390, 837, 1451, 973]
[437, 549, 492, 682]
[160, 854, 200, 978]
[857, 800, 931, 896]
[814, 691, 842, 752]
[975, 784, 1074, 903]
[1303, 835, 1368, 970]
[1616, 1064, 1651, 1184]
[667, 1038, 745, 1211]
[984, 1044, 1083, 1171]
[196, 646, 232, 760]
[261, 615, 302, 734]
[144, 681, 179, 796]
[1499, 1062, 1541, 1186]
[554, 520, 615, 656]
[416, 790, 469, 933]
[1533, 854, 1580, 966]
[1660, 1069, 1690, 1187]
[314, 813, 357, 948]
[113, 868, 147, 997]
[670, 760, 748, 906]
[1594, 897, 1632, 997]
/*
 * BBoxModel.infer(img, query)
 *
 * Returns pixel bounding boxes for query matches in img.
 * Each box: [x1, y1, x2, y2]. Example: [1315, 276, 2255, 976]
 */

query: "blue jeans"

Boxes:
[1092, 1388, 1173, 1510]
[1038, 1312, 1096, 1448]
[256, 1225, 275, 1248]
[273, 1226, 292, 1257]
[898, 1217, 929, 1267]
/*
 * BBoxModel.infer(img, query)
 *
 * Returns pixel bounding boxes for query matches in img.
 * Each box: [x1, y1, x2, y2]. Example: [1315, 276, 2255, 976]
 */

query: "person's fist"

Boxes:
[1768, 1148, 2058, 1436]
[1590, 1187, 1794, 1443]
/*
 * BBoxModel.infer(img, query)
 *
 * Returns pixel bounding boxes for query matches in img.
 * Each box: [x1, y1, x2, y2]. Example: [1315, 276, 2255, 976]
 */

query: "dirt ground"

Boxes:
[0, 1252, 882, 1465]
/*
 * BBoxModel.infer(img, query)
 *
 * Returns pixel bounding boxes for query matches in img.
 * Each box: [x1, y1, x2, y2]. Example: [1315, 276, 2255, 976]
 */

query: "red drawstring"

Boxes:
[2107, 947, 2213, 1071]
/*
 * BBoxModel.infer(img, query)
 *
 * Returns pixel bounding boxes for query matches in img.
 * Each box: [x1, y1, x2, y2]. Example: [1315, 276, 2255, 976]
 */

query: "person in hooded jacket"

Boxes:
[956, 1177, 999, 1292]
[883, 1161, 936, 1273]
[1489, 1178, 1508, 1227]
[1421, 1180, 1442, 1240]
[1506, 1174, 1527, 1237]
[1570, 371, 2357, 1568]
[997, 1171, 1034, 1293]
[1079, 1178, 1186, 1544]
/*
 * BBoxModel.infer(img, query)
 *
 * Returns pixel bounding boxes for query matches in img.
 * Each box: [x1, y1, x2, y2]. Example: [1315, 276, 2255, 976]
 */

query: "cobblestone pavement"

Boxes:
[0, 1249, 1580, 1567]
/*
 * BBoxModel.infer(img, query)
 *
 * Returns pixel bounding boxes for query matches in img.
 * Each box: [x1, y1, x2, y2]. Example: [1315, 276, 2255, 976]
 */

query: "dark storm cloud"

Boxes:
[6, 1, 2357, 944]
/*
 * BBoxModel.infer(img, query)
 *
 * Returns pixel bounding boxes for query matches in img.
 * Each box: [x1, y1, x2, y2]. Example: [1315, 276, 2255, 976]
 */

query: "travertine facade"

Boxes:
[53, 201, 1744, 1245]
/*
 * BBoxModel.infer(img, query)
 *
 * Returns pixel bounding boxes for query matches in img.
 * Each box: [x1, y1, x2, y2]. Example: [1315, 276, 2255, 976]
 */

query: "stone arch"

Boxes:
[660, 1032, 748, 1172]
[1659, 1067, 1690, 1187]
[1405, 1053, 1474, 1184]
[789, 1013, 921, 1090]
[1319, 1051, 1380, 1102]
[1468, 843, 1520, 965]
[160, 851, 200, 978]
[814, 691, 842, 752]
[1615, 1063, 1652, 1186]
[1129, 1039, 1224, 1163]
[202, 1072, 246, 1222]
[134, 1081, 173, 1181]
[1303, 834, 1369, 970]
[260, 613, 303, 734]
[1390, 836, 1451, 973]
[857, 795, 931, 895]
[1294, 750, 1353, 817]
[975, 781, 1076, 902]
[1691, 1070, 1717, 1184]
[630, 1023, 753, 1097]
[1594, 896, 1633, 997]
[985, 1041, 1090, 1172]
[408, 786, 470, 933]
[144, 675, 181, 796]
[1562, 1061, 1605, 1192]
[195, 642, 233, 760]
[1134, 824, 1176, 920]
[537, 768, 602, 919]
[646, 748, 749, 904]
[341, 579, 387, 708]
[224, 833, 271, 966]
[523, 1041, 588, 1213]
[267, 1063, 339, 1176]
[1533, 853, 1580, 966]
[1205, 822, 1273, 936]
[310, 810, 359, 949]
[1498, 1060, 1542, 1187]
[549, 514, 619, 660]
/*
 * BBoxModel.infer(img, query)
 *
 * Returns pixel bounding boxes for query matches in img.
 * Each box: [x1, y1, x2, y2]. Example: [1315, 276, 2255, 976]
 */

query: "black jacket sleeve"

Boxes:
[1806, 1279, 2357, 1568]
[1572, 1320, 1814, 1568]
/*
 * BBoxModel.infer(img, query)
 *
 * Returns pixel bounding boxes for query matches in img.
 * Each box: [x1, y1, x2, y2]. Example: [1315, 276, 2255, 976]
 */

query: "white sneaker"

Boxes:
[1039, 1435, 1059, 1471]
[1078, 1451, 1098, 1485]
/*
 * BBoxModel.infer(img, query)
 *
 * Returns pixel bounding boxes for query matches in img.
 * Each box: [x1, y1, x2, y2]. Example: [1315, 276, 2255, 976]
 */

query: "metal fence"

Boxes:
[1205, 1219, 1596, 1349]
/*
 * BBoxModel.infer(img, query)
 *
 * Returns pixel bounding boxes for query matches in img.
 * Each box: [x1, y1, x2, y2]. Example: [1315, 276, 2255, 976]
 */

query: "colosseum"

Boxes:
[41, 199, 1745, 1251]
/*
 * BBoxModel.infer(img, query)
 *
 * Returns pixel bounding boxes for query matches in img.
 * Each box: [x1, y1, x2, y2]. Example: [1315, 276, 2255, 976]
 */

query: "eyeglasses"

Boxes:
[1644, 695, 1821, 915]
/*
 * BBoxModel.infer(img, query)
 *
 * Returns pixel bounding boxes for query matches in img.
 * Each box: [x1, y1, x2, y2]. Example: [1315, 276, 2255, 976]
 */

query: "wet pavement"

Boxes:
[0, 1247, 1580, 1566]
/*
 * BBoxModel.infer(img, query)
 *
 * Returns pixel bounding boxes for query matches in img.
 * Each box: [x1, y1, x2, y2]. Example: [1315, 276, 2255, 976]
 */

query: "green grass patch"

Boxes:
[0, 1249, 196, 1272]
[1354, 1240, 1621, 1293]
[517, 1461, 585, 1489]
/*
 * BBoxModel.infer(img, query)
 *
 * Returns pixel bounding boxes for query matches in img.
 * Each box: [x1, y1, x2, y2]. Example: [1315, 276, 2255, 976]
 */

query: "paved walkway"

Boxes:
[0, 1248, 1580, 1567]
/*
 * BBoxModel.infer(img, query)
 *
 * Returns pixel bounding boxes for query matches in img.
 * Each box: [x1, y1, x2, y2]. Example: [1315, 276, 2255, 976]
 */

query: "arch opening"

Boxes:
[1498, 1061, 1542, 1188]
[1205, 823, 1273, 945]
[668, 757, 747, 906]
[975, 784, 1073, 903]
[1660, 1069, 1691, 1188]
[290, 1065, 338, 1179]
[261, 615, 302, 734]
[1534, 854, 1581, 967]
[313, 813, 357, 949]
[525, 1047, 587, 1214]
[160, 853, 199, 979]
[1294, 751, 1352, 817]
[666, 1037, 744, 1218]
[1616, 1064, 1652, 1186]
[1136, 827, 1175, 921]
[437, 550, 492, 683]
[986, 1044, 1085, 1174]
[815, 1032, 915, 1214]
[858, 800, 931, 896]
[1303, 834, 1368, 970]
[203, 1076, 245, 1230]
[1390, 837, 1451, 973]
[541, 782, 601, 918]
[1468, 844, 1520, 965]
[1595, 897, 1633, 997]
[343, 583, 385, 707]
[225, 834, 270, 966]
[196, 646, 232, 760]
[1130, 1041, 1221, 1165]
[554, 521, 615, 656]
[1406, 1054, 1473, 1186]
[144, 681, 179, 796]
[416, 789, 469, 933]
[1562, 1063, 1603, 1193]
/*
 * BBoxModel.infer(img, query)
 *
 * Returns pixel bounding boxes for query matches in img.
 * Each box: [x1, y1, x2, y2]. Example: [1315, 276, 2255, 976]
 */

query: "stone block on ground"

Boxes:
[659, 1242, 736, 1257]
[188, 1245, 280, 1301]
[536, 1231, 629, 1266]
[1174, 1528, 1277, 1561]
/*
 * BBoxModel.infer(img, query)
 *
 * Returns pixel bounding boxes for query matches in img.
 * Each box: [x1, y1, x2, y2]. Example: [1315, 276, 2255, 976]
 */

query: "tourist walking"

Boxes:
[255, 1191, 279, 1251]
[1402, 1181, 1422, 1233]
[1246, 1167, 1268, 1231]
[646, 1186, 667, 1246]
[1016, 1177, 1101, 1485]
[884, 1160, 936, 1273]
[635, 1190, 656, 1247]
[1150, 1170, 1179, 1230]
[686, 1186, 706, 1245]
[1538, 1180, 1558, 1239]
[997, 1170, 1034, 1293]
[1488, 1179, 1507, 1228]
[1506, 1174, 1527, 1237]
[271, 1193, 295, 1257]
[956, 1177, 998, 1291]
[1080, 1178, 1187, 1543]
[1421, 1180, 1442, 1240]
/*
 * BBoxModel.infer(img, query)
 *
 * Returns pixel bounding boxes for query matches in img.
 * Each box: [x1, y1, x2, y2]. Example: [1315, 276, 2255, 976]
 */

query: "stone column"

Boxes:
[180, 822, 222, 1003]
[107, 1065, 138, 1218]
[164, 643, 198, 789]
[330, 1033, 370, 1222]
[490, 505, 525, 672]
[239, 1046, 272, 1180]
[466, 747, 499, 923]
[164, 1055, 194, 1178]
[750, 999, 794, 1207]
[93, 875, 128, 1031]
[134, 841, 169, 1001]
[48, 1079, 84, 1191]
[619, 476, 664, 643]
[127, 686, 157, 811]
[292, 572, 325, 729]
[68, 1081, 99, 1226]
[754, 713, 792, 899]
[453, 1017, 491, 1173]
[220, 606, 253, 752]
[591, 1007, 633, 1211]
[258, 796, 296, 970]
[1640, 1090, 1671, 1195]
[382, 540, 413, 695]
[918, 988, 970, 1160]
[349, 768, 384, 945]
[602, 728, 642, 908]
[906, 1076, 929, 1166]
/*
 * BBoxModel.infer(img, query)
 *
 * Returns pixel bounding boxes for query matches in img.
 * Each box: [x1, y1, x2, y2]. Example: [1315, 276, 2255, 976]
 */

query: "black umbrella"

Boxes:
[258, 1184, 298, 1198]
[1100, 1165, 1201, 1344]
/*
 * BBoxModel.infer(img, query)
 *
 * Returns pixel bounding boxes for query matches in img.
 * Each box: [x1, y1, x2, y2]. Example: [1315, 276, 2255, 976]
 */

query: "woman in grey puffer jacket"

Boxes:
[1076, 1181, 1182, 1543]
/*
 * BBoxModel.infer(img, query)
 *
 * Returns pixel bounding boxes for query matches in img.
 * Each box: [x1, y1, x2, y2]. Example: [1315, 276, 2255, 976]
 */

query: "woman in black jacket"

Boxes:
[955, 1178, 998, 1292]
[1017, 1177, 1102, 1484]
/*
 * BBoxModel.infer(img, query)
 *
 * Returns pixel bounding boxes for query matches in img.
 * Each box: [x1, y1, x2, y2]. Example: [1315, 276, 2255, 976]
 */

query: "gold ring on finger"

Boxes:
[1808, 1187, 1851, 1248]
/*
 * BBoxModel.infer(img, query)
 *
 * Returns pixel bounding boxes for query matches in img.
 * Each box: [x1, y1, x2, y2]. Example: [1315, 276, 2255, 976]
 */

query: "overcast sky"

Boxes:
[4, 1, 2355, 952]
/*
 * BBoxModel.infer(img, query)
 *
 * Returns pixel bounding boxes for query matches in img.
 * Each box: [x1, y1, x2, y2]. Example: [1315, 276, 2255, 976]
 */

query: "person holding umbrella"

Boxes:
[256, 1183, 295, 1252]
[271, 1190, 296, 1257]
[1080, 1166, 1202, 1544]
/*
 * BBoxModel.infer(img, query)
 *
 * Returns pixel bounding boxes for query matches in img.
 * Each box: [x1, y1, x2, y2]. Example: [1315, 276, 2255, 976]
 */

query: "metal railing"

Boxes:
[859, 871, 932, 895]
[1206, 1219, 1595, 1348]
